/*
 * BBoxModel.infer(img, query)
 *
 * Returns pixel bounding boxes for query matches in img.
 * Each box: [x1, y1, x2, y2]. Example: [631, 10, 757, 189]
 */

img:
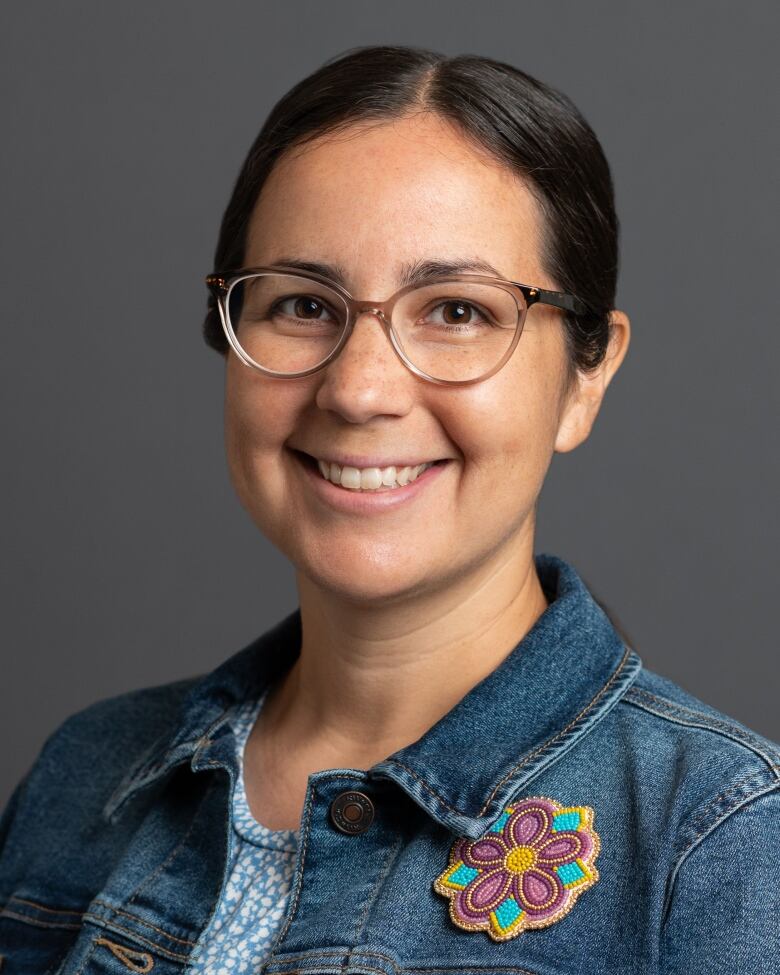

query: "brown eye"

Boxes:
[441, 301, 473, 325]
[294, 297, 325, 319]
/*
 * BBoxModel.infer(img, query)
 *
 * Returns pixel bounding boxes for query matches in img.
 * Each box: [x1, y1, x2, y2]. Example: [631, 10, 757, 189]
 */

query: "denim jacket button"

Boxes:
[329, 790, 375, 834]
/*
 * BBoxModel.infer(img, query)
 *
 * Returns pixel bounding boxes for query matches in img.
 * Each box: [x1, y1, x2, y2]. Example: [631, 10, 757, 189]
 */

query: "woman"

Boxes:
[1, 45, 777, 975]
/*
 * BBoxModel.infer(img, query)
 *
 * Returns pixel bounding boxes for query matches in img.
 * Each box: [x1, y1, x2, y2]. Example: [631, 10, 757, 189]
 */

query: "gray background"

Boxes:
[1, 0, 777, 808]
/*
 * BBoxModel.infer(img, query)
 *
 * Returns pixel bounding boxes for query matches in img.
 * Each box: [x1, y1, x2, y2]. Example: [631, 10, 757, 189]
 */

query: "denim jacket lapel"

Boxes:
[104, 554, 642, 838]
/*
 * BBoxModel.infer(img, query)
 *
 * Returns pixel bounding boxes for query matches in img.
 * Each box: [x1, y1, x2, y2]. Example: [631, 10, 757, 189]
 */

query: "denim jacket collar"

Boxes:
[104, 553, 642, 839]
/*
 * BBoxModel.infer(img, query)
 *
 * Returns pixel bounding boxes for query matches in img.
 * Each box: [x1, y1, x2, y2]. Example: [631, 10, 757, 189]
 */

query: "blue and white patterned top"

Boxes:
[187, 685, 300, 973]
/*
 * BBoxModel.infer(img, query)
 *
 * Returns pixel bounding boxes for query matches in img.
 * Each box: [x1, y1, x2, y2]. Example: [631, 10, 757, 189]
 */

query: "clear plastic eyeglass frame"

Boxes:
[205, 265, 587, 387]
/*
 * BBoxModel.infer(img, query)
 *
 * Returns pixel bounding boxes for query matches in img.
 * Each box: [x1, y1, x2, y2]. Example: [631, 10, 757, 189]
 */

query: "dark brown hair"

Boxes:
[202, 45, 619, 380]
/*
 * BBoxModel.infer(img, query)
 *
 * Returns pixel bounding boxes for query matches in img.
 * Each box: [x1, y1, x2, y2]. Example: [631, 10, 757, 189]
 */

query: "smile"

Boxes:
[291, 449, 450, 511]
[315, 458, 437, 491]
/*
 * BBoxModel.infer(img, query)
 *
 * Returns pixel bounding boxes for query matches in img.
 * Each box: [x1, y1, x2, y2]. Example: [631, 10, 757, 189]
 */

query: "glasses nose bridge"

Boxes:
[352, 297, 394, 325]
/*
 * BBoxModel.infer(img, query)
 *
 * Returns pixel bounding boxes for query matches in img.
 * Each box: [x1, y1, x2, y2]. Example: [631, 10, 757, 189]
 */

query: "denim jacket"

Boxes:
[1, 553, 778, 975]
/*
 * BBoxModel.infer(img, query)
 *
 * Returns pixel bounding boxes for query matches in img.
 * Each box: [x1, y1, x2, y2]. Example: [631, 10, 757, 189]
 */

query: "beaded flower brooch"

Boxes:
[433, 796, 601, 941]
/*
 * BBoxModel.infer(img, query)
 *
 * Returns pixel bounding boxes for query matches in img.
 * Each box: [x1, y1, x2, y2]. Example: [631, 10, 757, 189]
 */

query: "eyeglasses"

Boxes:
[205, 265, 586, 386]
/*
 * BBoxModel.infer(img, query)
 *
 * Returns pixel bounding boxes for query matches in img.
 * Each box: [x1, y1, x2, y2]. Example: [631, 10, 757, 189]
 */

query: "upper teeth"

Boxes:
[316, 459, 436, 491]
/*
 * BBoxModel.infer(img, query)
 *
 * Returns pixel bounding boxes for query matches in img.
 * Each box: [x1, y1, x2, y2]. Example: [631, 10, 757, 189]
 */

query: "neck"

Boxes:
[259, 534, 550, 769]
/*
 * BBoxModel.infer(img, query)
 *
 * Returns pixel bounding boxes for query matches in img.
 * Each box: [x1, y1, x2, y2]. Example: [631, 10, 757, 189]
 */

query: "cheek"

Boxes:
[223, 364, 302, 493]
[449, 361, 564, 477]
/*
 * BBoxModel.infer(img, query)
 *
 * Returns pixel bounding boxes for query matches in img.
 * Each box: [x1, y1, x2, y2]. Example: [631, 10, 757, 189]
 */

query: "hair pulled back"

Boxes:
[202, 45, 619, 379]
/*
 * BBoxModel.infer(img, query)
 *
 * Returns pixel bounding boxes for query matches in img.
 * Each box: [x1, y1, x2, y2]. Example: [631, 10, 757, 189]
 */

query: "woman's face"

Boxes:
[224, 112, 623, 604]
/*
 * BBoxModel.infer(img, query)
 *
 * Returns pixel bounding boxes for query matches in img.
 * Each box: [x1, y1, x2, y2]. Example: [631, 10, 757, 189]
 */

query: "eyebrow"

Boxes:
[267, 256, 507, 288]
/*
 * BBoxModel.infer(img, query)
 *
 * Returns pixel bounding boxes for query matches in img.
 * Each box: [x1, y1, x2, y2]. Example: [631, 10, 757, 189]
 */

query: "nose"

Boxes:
[313, 306, 416, 422]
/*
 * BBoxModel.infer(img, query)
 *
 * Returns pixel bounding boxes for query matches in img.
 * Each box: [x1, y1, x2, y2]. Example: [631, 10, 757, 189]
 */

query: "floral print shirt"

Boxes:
[187, 687, 300, 973]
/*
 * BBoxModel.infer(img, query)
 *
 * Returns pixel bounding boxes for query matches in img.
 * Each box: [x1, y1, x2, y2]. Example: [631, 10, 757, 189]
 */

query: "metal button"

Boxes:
[329, 790, 375, 835]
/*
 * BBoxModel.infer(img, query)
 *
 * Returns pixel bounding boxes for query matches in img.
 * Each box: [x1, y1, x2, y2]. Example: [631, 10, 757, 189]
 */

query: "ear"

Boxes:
[554, 309, 631, 454]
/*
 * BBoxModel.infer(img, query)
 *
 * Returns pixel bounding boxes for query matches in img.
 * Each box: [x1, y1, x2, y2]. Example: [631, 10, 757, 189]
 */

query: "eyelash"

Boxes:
[267, 296, 495, 331]
[424, 300, 491, 331]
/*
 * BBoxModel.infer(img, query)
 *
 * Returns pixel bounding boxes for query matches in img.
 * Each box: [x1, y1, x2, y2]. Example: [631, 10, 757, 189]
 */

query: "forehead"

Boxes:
[244, 113, 546, 285]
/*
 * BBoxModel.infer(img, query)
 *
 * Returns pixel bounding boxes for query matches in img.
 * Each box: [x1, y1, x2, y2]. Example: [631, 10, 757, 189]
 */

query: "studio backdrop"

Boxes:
[1, 0, 777, 808]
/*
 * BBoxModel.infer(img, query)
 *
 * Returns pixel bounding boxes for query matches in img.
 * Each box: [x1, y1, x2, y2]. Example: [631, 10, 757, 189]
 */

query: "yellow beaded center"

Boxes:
[505, 845, 536, 873]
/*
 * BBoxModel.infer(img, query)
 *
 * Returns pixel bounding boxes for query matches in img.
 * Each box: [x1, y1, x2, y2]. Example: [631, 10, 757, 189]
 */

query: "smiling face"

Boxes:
[224, 112, 620, 605]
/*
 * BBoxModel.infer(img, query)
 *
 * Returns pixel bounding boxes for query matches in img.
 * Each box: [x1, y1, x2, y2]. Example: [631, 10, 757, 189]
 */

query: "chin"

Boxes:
[295, 543, 436, 607]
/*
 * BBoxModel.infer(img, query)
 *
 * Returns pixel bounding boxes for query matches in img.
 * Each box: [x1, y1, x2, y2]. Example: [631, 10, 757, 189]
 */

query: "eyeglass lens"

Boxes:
[226, 273, 523, 382]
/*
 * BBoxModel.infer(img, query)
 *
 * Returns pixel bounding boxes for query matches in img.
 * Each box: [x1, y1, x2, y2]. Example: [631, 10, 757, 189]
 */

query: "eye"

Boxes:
[272, 295, 339, 322]
[424, 300, 492, 330]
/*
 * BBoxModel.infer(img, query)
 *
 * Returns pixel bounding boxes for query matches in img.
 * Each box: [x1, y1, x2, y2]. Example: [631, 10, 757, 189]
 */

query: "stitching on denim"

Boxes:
[275, 779, 317, 945]
[94, 936, 154, 972]
[352, 835, 405, 945]
[82, 915, 190, 961]
[384, 646, 636, 817]
[624, 687, 780, 773]
[482, 646, 637, 807]
[104, 734, 186, 818]
[6, 895, 84, 917]
[75, 939, 99, 975]
[0, 896, 194, 952]
[626, 687, 777, 744]
[406, 968, 539, 975]
[343, 950, 395, 965]
[0, 908, 81, 931]
[265, 939, 540, 973]
[268, 970, 338, 974]
[264, 946, 540, 974]
[91, 778, 216, 954]
[122, 809, 202, 909]
[686, 766, 780, 838]
[189, 708, 238, 768]
[111, 708, 229, 814]
[406, 969, 538, 974]
[662, 767, 780, 923]
[661, 781, 780, 926]
[120, 777, 216, 913]
[266, 958, 538, 975]
[265, 950, 394, 975]
[269, 968, 385, 975]
[268, 950, 351, 965]
[115, 738, 168, 790]
[363, 948, 538, 975]
[91, 899, 196, 946]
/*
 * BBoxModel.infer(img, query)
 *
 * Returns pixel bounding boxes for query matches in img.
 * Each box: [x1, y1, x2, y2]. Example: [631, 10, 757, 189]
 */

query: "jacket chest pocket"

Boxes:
[56, 927, 186, 974]
[0, 896, 82, 974]
[42, 912, 190, 975]
[0, 899, 189, 975]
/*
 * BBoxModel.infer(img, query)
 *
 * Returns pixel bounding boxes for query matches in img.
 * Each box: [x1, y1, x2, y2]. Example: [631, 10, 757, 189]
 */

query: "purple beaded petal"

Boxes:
[464, 868, 512, 915]
[462, 836, 507, 868]
[516, 866, 567, 917]
[536, 830, 590, 866]
[507, 799, 555, 848]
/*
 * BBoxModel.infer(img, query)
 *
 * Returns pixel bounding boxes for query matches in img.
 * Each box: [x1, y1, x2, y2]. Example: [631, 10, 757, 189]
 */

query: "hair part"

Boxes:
[203, 45, 620, 385]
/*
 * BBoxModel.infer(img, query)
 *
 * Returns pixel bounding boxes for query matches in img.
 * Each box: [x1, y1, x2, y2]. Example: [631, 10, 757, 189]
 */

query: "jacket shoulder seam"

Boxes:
[661, 779, 780, 926]
[622, 686, 780, 773]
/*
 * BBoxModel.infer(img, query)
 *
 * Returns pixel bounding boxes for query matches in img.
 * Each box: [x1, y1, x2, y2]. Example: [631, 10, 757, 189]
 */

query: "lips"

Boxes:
[290, 447, 450, 511]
